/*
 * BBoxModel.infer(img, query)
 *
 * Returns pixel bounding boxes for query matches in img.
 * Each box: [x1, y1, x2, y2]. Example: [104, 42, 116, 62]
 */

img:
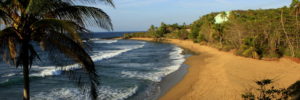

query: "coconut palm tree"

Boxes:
[0, 0, 114, 100]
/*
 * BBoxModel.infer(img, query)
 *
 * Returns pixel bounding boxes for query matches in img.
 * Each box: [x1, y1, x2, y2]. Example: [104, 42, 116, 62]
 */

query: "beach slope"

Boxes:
[131, 38, 300, 100]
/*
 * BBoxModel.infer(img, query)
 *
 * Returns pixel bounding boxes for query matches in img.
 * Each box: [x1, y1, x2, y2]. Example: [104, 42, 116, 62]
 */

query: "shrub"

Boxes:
[242, 79, 289, 100]
[197, 33, 206, 43]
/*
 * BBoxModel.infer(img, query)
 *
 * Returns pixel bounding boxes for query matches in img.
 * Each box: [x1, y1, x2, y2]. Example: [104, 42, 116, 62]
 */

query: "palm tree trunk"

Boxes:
[22, 43, 30, 100]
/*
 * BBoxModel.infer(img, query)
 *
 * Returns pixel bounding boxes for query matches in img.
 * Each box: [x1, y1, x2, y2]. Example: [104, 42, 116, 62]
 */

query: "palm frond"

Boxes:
[0, 0, 12, 7]
[25, 0, 71, 15]
[0, 27, 21, 65]
[47, 32, 95, 72]
[63, 0, 115, 7]
[0, 9, 12, 25]
[17, 0, 30, 9]
[28, 44, 40, 67]
[37, 30, 99, 99]
[0, 0, 13, 12]
[0, 27, 17, 37]
[15, 42, 40, 68]
[30, 18, 88, 45]
[45, 6, 113, 31]
[8, 37, 17, 61]
[26, 0, 113, 31]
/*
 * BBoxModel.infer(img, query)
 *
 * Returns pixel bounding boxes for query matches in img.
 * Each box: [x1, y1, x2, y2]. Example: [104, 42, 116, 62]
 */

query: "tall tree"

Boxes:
[291, 0, 299, 8]
[0, 0, 114, 100]
[148, 25, 156, 32]
[160, 22, 168, 34]
[291, 0, 300, 27]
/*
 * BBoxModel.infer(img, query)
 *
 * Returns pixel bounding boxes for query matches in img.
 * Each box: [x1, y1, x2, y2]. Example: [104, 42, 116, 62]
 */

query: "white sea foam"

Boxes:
[121, 47, 185, 82]
[1, 73, 16, 77]
[30, 43, 145, 77]
[30, 64, 81, 77]
[121, 71, 161, 82]
[89, 38, 101, 41]
[93, 39, 118, 44]
[32, 88, 89, 100]
[98, 86, 138, 100]
[0, 79, 9, 84]
[164, 47, 185, 75]
[32, 86, 138, 100]
[92, 44, 145, 62]
[83, 39, 118, 44]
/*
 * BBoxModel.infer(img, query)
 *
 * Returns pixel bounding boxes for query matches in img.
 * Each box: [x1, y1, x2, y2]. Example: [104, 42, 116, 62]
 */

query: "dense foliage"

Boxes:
[125, 1, 300, 59]
[124, 22, 190, 41]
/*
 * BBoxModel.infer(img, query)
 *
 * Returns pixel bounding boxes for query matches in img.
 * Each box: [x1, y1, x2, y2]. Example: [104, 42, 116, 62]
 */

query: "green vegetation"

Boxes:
[125, 0, 300, 59]
[124, 22, 190, 41]
[0, 0, 113, 100]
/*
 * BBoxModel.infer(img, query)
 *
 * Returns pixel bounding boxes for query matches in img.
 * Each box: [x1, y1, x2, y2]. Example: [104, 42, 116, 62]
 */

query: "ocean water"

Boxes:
[0, 33, 186, 100]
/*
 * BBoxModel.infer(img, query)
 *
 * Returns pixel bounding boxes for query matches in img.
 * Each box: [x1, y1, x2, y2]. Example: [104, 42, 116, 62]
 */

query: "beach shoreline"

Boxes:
[154, 64, 189, 100]
[129, 38, 300, 100]
[130, 39, 192, 100]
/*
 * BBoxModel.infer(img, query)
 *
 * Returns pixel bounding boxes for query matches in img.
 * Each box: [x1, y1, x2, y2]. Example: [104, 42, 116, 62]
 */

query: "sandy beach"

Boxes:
[130, 38, 300, 100]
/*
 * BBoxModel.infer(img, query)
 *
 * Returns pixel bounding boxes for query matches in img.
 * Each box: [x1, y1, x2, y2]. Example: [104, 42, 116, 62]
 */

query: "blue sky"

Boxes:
[89, 0, 292, 32]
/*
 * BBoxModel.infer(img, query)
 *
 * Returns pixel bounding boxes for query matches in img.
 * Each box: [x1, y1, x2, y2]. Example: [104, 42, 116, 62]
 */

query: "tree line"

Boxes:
[124, 0, 300, 59]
